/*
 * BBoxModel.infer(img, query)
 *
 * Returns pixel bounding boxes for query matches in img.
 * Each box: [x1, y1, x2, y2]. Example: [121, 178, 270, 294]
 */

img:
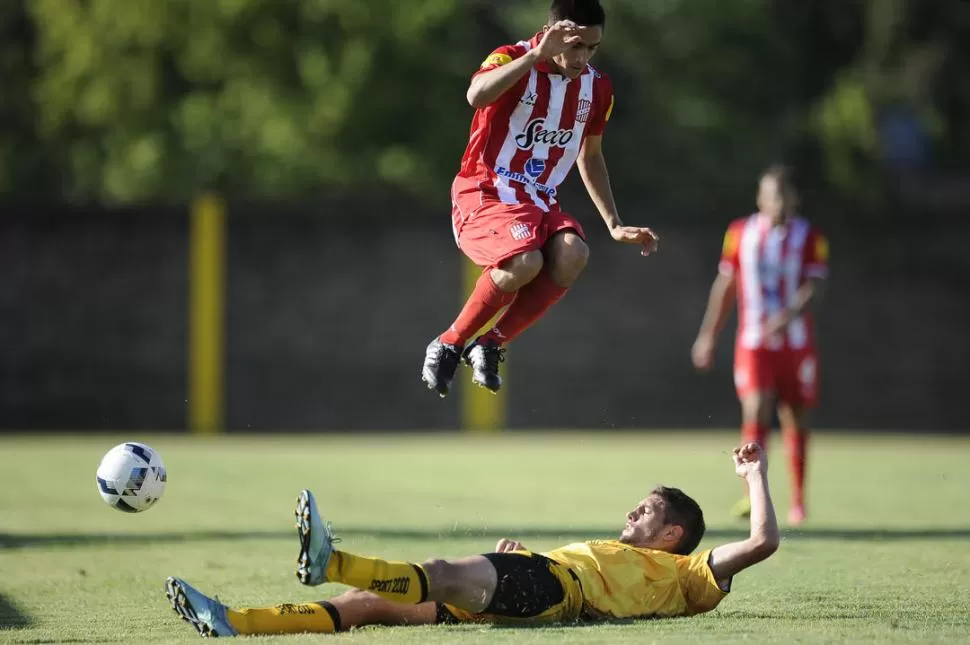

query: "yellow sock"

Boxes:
[326, 551, 429, 604]
[227, 600, 340, 635]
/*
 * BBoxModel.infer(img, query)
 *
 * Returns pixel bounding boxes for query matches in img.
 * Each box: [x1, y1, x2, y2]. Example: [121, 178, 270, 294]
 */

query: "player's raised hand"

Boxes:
[495, 538, 527, 553]
[535, 20, 584, 59]
[732, 442, 768, 478]
[609, 225, 659, 256]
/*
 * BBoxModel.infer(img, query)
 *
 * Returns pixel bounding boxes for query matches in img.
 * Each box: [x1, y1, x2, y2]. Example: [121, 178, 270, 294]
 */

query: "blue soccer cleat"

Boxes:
[165, 576, 237, 638]
[295, 489, 338, 586]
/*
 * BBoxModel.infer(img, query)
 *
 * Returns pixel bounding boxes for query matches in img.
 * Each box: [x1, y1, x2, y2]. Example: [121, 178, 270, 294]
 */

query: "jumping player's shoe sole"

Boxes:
[165, 576, 236, 638]
[295, 489, 337, 586]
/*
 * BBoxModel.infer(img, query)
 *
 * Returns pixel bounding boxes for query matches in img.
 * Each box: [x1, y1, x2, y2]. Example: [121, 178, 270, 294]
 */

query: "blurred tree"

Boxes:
[0, 0, 51, 196]
[491, 0, 864, 217]
[2, 0, 967, 212]
[25, 0, 488, 204]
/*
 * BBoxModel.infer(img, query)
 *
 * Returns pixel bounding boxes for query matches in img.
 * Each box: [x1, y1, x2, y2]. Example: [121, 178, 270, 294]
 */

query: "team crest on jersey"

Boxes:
[575, 99, 592, 123]
[509, 223, 532, 241]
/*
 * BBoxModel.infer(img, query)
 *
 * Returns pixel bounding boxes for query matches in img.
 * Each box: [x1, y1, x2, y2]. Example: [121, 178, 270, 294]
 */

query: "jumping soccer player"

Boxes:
[692, 165, 829, 526]
[421, 0, 659, 397]
[165, 443, 779, 637]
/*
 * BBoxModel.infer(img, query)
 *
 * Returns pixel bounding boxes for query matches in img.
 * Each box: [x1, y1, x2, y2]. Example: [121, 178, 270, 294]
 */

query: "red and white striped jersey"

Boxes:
[452, 32, 615, 212]
[719, 214, 830, 351]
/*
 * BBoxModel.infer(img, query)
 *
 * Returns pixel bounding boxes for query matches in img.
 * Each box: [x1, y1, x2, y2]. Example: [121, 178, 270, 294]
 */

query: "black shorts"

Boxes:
[436, 552, 583, 625]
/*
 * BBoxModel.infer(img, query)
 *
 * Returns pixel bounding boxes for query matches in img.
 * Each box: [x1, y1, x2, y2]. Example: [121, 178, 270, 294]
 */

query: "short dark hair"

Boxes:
[549, 0, 606, 27]
[761, 163, 798, 196]
[651, 486, 705, 555]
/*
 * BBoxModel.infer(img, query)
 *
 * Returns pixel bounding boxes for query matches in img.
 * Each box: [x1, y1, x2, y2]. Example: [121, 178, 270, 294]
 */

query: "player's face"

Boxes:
[551, 25, 603, 78]
[757, 175, 796, 224]
[619, 495, 672, 547]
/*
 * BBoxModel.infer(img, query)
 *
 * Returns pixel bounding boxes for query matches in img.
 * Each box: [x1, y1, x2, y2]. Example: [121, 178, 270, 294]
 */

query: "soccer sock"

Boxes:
[783, 427, 808, 507]
[227, 601, 341, 635]
[439, 271, 515, 346]
[325, 551, 429, 605]
[479, 269, 568, 345]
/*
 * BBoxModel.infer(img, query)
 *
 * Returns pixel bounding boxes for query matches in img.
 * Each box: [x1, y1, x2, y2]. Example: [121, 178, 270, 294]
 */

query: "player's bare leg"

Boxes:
[419, 555, 500, 611]
[545, 230, 590, 286]
[423, 251, 539, 396]
[732, 390, 775, 518]
[778, 402, 809, 525]
[476, 230, 588, 350]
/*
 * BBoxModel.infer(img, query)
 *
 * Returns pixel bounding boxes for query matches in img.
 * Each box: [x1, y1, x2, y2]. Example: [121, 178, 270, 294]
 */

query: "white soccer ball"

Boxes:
[95, 442, 167, 513]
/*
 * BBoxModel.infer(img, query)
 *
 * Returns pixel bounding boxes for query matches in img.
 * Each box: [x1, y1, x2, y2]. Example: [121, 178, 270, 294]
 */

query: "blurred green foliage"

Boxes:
[1, 0, 968, 210]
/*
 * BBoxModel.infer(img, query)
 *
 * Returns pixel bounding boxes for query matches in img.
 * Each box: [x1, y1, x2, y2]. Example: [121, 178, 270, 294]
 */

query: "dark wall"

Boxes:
[3, 205, 968, 432]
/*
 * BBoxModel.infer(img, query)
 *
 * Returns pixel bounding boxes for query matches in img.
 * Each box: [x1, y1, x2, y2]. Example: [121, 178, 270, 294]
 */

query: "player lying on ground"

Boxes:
[692, 165, 829, 526]
[422, 0, 659, 398]
[165, 443, 779, 637]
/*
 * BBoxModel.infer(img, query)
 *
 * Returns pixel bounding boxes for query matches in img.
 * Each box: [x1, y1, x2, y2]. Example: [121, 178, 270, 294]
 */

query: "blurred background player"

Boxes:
[422, 0, 659, 397]
[691, 165, 829, 526]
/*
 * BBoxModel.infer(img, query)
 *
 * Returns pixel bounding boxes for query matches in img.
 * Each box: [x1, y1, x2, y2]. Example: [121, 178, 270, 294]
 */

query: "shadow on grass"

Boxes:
[3, 526, 970, 550]
[0, 593, 32, 629]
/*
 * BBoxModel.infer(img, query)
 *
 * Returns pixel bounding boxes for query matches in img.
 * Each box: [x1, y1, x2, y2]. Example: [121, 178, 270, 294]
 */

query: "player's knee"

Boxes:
[555, 232, 590, 270]
[548, 232, 589, 285]
[420, 559, 462, 595]
[495, 250, 544, 290]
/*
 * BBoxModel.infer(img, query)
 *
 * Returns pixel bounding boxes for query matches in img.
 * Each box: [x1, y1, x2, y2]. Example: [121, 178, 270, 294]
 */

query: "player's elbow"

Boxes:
[466, 83, 490, 109]
[752, 533, 780, 559]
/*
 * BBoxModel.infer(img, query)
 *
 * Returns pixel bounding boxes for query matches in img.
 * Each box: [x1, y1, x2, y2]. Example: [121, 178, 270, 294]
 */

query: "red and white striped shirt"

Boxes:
[719, 214, 830, 351]
[452, 33, 615, 212]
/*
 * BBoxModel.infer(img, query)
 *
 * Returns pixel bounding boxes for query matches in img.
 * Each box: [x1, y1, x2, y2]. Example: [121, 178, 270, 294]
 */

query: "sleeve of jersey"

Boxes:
[680, 549, 730, 616]
[472, 44, 526, 78]
[804, 230, 829, 279]
[586, 76, 614, 137]
[718, 224, 741, 277]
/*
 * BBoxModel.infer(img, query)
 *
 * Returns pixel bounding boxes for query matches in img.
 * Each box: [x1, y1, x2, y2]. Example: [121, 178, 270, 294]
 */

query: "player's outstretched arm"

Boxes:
[577, 134, 658, 256]
[691, 273, 736, 371]
[708, 443, 780, 584]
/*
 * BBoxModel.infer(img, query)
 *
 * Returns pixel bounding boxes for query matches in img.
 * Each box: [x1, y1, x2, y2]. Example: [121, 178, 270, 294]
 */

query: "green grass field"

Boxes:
[2, 432, 970, 644]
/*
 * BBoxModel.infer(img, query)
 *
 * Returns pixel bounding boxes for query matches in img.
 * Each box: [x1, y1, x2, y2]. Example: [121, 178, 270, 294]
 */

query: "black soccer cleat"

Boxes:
[421, 337, 463, 397]
[463, 339, 505, 393]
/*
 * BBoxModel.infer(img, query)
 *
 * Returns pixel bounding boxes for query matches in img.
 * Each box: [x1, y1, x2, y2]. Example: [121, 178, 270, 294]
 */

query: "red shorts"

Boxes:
[734, 346, 819, 407]
[451, 192, 585, 268]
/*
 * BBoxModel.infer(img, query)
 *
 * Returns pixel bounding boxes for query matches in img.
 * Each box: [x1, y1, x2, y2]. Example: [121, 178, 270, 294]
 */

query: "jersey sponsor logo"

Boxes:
[515, 118, 575, 150]
[369, 577, 411, 595]
[276, 603, 316, 616]
[481, 52, 512, 68]
[494, 166, 557, 196]
[524, 157, 545, 179]
[509, 222, 532, 241]
[576, 99, 592, 123]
